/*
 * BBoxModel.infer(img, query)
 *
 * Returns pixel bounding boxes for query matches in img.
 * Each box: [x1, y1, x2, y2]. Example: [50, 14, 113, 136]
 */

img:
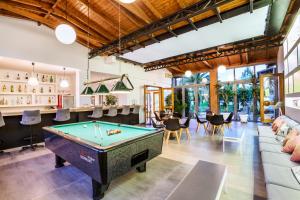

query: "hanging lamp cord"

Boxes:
[86, 0, 90, 81]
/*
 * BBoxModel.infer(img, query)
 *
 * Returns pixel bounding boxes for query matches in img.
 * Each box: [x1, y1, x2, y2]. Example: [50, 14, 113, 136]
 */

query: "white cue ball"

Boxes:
[83, 125, 87, 128]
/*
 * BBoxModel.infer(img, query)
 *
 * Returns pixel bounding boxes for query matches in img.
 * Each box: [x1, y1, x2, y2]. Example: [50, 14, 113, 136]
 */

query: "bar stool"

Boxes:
[132, 105, 140, 114]
[53, 108, 71, 124]
[104, 107, 118, 123]
[0, 112, 5, 154]
[88, 107, 103, 119]
[20, 110, 43, 151]
[119, 105, 130, 124]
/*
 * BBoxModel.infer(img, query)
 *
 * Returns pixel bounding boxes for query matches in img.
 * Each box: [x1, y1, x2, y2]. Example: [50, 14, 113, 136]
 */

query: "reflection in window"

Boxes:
[235, 66, 254, 80]
[289, 76, 294, 94]
[218, 69, 234, 82]
[294, 70, 300, 93]
[287, 14, 300, 52]
[288, 47, 298, 72]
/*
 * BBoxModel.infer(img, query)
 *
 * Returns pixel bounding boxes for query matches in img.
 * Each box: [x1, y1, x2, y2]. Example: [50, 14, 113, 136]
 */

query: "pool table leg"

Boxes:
[92, 179, 110, 200]
[136, 163, 147, 172]
[55, 155, 66, 168]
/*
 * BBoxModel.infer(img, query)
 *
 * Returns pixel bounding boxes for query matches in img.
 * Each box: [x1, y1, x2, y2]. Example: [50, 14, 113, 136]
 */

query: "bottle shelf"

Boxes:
[0, 79, 28, 83]
[0, 92, 32, 95]
[35, 93, 58, 96]
[0, 104, 57, 108]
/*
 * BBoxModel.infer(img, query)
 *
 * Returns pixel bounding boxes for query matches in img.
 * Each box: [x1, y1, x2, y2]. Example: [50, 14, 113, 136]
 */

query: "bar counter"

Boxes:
[0, 106, 140, 150]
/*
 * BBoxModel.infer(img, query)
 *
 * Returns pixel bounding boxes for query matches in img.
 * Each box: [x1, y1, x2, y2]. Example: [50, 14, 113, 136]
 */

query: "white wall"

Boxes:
[0, 16, 171, 122]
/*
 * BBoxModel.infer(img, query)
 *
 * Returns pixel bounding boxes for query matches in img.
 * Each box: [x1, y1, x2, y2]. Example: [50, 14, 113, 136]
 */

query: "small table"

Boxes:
[43, 121, 164, 199]
[222, 129, 245, 153]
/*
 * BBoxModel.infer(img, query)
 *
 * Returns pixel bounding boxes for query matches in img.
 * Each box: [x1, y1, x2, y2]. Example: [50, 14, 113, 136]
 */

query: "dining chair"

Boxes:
[195, 114, 207, 133]
[179, 116, 191, 140]
[164, 118, 181, 144]
[210, 114, 224, 135]
[173, 112, 182, 119]
[154, 111, 163, 124]
[224, 112, 234, 129]
[151, 118, 165, 129]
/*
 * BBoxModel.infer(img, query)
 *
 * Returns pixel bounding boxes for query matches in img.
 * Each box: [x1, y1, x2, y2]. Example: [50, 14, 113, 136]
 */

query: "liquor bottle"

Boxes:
[42, 75, 46, 82]
[5, 99, 8, 105]
[32, 88, 36, 93]
[16, 97, 20, 105]
[20, 97, 23, 105]
[17, 74, 20, 80]
[24, 85, 27, 93]
[48, 97, 51, 104]
[50, 76, 54, 83]
[49, 87, 52, 93]
[2, 85, 6, 92]
[40, 87, 44, 93]
[36, 74, 39, 81]
[25, 73, 29, 80]
[10, 85, 14, 93]
[18, 85, 22, 93]
[6, 73, 9, 79]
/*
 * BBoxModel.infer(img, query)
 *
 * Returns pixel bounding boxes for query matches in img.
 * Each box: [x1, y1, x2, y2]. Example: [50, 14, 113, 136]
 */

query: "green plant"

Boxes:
[174, 93, 187, 114]
[105, 95, 118, 106]
[216, 82, 234, 112]
[165, 94, 172, 107]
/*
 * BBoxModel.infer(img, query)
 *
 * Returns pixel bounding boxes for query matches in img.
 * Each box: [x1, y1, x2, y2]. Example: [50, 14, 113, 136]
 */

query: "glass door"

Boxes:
[184, 87, 196, 117]
[198, 85, 210, 118]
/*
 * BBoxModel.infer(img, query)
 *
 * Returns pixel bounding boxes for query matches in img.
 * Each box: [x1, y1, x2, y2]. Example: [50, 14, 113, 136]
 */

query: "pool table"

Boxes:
[43, 121, 164, 200]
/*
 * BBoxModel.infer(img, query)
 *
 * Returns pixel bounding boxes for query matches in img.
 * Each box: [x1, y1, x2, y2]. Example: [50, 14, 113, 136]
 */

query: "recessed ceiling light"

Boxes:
[119, 0, 136, 3]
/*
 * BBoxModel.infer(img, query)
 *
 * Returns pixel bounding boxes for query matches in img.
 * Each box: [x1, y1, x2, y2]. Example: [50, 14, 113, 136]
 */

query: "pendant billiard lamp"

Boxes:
[81, 0, 94, 96]
[28, 62, 39, 86]
[110, 74, 134, 94]
[94, 84, 110, 95]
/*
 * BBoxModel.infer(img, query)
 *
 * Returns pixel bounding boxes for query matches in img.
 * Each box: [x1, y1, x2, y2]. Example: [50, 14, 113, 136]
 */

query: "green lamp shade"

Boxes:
[95, 84, 110, 95]
[110, 80, 131, 94]
[81, 86, 94, 95]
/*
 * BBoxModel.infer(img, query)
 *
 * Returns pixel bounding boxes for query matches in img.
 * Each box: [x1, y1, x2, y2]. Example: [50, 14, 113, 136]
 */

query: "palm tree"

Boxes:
[182, 72, 209, 85]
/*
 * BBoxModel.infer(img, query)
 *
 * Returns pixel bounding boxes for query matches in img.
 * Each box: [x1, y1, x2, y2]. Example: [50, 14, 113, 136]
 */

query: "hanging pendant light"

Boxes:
[119, 0, 136, 3]
[28, 62, 39, 86]
[60, 67, 69, 88]
[55, 0, 76, 44]
[95, 84, 110, 95]
[111, 74, 134, 94]
[81, 0, 94, 96]
[185, 70, 192, 77]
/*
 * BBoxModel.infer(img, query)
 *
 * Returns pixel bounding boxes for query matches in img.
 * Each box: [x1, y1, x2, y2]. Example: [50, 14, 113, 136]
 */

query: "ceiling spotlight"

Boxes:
[119, 0, 136, 3]
[185, 70, 192, 77]
[218, 65, 226, 74]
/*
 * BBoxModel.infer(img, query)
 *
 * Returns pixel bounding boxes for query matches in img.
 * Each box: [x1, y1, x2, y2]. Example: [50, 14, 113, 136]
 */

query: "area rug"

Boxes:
[0, 153, 191, 200]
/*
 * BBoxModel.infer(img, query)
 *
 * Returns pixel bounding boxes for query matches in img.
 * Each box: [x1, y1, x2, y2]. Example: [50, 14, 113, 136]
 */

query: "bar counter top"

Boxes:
[2, 105, 136, 117]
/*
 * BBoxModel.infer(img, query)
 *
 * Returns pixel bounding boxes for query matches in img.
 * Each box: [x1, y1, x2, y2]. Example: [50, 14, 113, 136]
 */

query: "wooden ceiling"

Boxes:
[0, 0, 250, 51]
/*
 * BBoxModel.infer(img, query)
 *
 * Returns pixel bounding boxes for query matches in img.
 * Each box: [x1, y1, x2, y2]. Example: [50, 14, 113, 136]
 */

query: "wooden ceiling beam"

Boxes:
[214, 7, 223, 23]
[141, 0, 162, 19]
[227, 56, 231, 65]
[108, 0, 144, 28]
[4, 1, 48, 15]
[112, 0, 152, 24]
[202, 61, 212, 68]
[77, 0, 127, 35]
[0, 1, 101, 46]
[176, 0, 186, 9]
[44, 0, 61, 19]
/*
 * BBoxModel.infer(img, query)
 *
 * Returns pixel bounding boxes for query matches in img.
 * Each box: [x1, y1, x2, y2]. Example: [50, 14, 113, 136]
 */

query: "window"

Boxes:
[235, 66, 254, 80]
[284, 59, 289, 75]
[218, 69, 234, 82]
[294, 70, 300, 93]
[287, 15, 300, 52]
[289, 76, 294, 94]
[288, 47, 298, 72]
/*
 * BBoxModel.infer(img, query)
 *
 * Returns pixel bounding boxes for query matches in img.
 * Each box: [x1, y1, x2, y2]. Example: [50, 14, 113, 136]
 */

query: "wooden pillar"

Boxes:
[209, 68, 219, 114]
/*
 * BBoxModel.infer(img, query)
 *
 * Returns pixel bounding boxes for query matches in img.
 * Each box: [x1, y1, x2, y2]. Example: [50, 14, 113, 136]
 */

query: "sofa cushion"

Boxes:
[276, 123, 291, 136]
[282, 135, 300, 153]
[291, 145, 300, 162]
[267, 184, 300, 200]
[259, 136, 283, 145]
[263, 164, 300, 190]
[284, 118, 300, 129]
[261, 151, 300, 167]
[258, 126, 276, 138]
[259, 143, 284, 153]
[283, 128, 300, 146]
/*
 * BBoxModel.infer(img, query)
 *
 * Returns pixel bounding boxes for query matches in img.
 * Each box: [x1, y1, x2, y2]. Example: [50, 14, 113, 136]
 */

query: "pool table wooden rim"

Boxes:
[43, 121, 163, 151]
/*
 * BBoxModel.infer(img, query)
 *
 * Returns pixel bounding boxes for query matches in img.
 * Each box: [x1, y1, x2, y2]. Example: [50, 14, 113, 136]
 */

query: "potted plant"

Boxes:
[105, 95, 118, 106]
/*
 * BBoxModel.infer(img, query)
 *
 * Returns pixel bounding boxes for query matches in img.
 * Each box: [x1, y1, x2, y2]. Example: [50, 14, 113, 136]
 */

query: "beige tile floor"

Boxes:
[0, 120, 266, 200]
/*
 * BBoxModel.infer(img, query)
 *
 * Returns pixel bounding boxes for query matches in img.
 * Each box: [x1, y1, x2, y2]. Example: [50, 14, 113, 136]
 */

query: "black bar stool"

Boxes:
[53, 109, 71, 124]
[20, 110, 43, 151]
[88, 107, 103, 120]
[119, 105, 130, 124]
[104, 107, 118, 123]
[0, 112, 5, 154]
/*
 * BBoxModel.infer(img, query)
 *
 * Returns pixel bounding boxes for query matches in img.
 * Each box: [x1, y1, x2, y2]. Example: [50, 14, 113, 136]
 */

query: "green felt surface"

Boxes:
[50, 121, 156, 147]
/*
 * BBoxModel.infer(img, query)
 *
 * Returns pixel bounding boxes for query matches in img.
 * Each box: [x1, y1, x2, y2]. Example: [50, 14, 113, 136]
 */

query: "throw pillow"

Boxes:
[283, 128, 300, 146]
[282, 135, 300, 153]
[276, 123, 290, 136]
[291, 144, 300, 162]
